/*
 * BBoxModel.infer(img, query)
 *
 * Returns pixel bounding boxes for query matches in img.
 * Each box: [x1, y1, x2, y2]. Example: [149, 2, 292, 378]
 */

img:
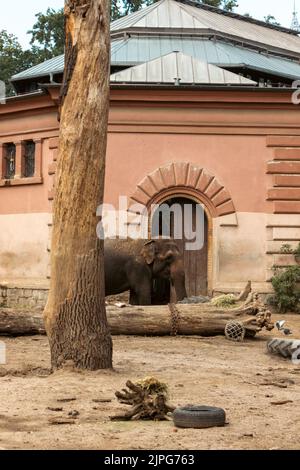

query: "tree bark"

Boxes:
[1, 304, 273, 337]
[43, 0, 112, 370]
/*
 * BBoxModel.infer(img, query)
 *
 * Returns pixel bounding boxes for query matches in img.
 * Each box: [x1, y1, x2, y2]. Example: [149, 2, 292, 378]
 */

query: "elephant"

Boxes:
[104, 238, 187, 305]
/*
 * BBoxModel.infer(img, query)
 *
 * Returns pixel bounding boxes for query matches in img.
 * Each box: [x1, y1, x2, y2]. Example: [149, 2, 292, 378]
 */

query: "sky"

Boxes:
[0, 0, 298, 49]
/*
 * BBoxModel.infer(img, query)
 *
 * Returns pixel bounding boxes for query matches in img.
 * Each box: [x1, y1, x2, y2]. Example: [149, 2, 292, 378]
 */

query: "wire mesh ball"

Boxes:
[225, 320, 246, 342]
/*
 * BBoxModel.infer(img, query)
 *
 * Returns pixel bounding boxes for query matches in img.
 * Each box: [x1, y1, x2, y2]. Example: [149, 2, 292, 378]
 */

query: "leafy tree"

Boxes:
[271, 266, 300, 313]
[124, 0, 144, 14]
[0, 30, 27, 95]
[201, 0, 238, 10]
[0, 29, 52, 96]
[111, 0, 123, 19]
[264, 14, 281, 26]
[27, 8, 65, 62]
[123, 0, 238, 14]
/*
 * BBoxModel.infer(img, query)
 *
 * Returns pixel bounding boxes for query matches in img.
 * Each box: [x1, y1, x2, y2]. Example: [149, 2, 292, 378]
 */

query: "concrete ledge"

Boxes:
[213, 282, 273, 295]
[0, 177, 43, 187]
[0, 278, 50, 290]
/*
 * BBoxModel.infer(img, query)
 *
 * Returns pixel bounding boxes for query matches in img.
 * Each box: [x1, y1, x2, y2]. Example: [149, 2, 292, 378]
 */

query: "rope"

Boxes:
[168, 303, 181, 336]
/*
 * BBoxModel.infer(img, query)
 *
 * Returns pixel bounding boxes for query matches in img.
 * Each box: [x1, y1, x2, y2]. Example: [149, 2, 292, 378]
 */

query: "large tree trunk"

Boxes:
[43, 0, 112, 370]
[1, 303, 273, 337]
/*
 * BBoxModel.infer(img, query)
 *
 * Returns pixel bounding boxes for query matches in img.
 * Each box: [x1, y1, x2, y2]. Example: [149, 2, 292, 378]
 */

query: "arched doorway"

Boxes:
[130, 162, 237, 300]
[151, 196, 209, 297]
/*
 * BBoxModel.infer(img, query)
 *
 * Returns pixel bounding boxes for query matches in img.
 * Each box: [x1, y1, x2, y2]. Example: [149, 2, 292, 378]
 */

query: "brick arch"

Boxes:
[130, 162, 236, 217]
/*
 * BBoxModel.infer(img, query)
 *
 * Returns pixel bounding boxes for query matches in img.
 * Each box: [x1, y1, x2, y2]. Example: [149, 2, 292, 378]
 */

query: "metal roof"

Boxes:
[110, 51, 257, 85]
[111, 37, 300, 81]
[111, 0, 207, 30]
[12, 55, 64, 81]
[111, 0, 300, 57]
[11, 36, 300, 83]
[112, 0, 298, 36]
[11, 0, 300, 84]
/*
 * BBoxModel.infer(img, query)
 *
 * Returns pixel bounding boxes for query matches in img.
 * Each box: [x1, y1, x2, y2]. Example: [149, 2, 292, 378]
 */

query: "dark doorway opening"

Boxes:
[151, 196, 208, 301]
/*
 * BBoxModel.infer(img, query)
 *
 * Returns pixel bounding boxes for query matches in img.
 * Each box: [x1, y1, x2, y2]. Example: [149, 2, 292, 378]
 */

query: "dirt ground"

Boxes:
[0, 313, 300, 451]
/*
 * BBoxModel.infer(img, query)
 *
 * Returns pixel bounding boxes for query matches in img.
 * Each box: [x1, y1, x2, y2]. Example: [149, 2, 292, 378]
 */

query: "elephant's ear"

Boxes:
[141, 240, 156, 265]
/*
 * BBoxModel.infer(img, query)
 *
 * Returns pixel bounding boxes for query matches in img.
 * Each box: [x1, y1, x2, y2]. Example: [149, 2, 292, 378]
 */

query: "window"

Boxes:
[24, 140, 35, 178]
[4, 143, 16, 179]
[0, 138, 43, 186]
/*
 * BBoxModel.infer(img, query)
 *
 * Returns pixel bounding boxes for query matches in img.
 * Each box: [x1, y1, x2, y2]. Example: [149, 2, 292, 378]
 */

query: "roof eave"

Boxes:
[11, 70, 63, 82]
[0, 90, 46, 102]
[110, 83, 262, 90]
[222, 63, 300, 81]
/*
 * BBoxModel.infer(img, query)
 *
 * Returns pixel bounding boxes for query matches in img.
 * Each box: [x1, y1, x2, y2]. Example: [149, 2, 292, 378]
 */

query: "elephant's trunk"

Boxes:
[170, 258, 187, 302]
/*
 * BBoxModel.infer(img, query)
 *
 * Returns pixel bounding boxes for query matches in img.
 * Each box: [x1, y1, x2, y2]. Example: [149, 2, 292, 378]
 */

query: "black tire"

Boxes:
[267, 338, 300, 359]
[245, 330, 257, 338]
[173, 405, 226, 429]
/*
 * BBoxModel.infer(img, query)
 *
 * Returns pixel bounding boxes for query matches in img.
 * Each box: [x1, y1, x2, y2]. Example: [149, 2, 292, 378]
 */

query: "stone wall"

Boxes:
[0, 285, 48, 310]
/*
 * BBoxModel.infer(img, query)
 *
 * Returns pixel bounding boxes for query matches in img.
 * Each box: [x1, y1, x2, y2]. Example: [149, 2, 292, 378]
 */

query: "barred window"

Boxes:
[4, 143, 16, 179]
[24, 140, 35, 178]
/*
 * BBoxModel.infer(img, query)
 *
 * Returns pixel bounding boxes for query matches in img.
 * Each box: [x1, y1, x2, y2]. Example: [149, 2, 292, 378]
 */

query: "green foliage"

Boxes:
[0, 30, 23, 78]
[280, 244, 293, 254]
[124, 0, 147, 15]
[1, 7, 65, 96]
[264, 14, 281, 26]
[279, 242, 300, 258]
[294, 242, 300, 257]
[111, 0, 123, 20]
[0, 30, 27, 95]
[28, 8, 65, 61]
[271, 266, 300, 313]
[0, 29, 54, 96]
[201, 0, 238, 10]
[122, 0, 238, 14]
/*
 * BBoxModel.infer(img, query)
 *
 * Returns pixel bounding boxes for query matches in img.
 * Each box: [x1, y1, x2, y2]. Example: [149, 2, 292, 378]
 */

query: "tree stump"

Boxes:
[111, 378, 175, 421]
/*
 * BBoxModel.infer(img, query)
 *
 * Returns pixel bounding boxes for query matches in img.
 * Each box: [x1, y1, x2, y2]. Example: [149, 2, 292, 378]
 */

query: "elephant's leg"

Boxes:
[129, 290, 139, 305]
[128, 268, 152, 306]
[152, 278, 171, 305]
[129, 288, 151, 306]
[135, 283, 152, 306]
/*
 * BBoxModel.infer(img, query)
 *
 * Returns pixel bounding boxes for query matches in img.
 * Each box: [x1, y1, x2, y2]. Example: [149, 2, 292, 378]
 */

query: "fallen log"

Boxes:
[0, 310, 45, 336]
[0, 300, 273, 337]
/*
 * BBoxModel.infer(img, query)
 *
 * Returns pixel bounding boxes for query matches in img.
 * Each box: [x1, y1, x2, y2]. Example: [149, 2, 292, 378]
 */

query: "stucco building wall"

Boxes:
[0, 88, 299, 294]
[0, 95, 57, 281]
